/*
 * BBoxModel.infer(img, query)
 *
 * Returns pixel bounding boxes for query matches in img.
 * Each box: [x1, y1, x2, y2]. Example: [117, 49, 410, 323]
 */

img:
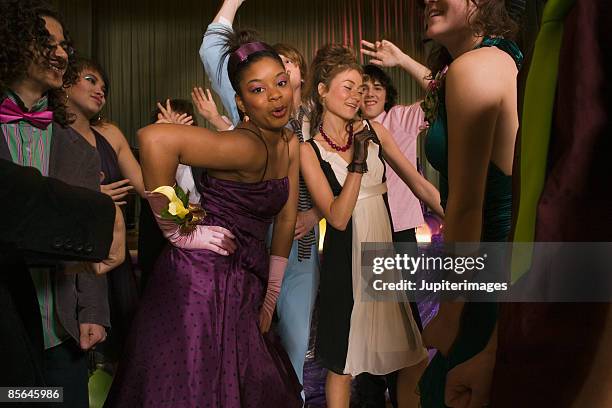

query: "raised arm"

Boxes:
[199, 0, 246, 125]
[192, 87, 233, 131]
[361, 39, 431, 91]
[138, 124, 264, 189]
[372, 121, 443, 217]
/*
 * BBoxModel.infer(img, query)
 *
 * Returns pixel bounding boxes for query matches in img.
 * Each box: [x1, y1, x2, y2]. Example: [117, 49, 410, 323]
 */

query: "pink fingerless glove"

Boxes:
[145, 191, 236, 254]
[259, 255, 288, 332]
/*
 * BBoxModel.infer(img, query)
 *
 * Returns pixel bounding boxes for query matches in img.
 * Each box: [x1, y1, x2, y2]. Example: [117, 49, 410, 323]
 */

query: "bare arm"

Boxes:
[270, 134, 300, 258]
[213, 0, 244, 23]
[299, 142, 363, 231]
[373, 121, 443, 217]
[95, 123, 145, 198]
[361, 39, 431, 91]
[137, 124, 264, 189]
[444, 52, 505, 243]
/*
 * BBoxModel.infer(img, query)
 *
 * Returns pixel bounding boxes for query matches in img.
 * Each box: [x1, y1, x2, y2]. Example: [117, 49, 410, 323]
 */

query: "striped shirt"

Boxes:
[1, 92, 53, 175]
[289, 106, 317, 260]
[1, 91, 68, 349]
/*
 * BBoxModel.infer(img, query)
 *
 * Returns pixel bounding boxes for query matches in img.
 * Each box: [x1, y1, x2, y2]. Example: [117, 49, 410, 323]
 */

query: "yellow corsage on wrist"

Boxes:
[152, 185, 206, 233]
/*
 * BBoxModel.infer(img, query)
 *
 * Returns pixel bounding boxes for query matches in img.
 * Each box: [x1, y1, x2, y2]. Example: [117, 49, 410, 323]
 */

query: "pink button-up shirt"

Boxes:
[374, 102, 425, 232]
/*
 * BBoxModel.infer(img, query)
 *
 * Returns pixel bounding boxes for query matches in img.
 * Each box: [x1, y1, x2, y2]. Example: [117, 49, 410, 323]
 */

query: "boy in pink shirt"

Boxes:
[362, 65, 425, 243]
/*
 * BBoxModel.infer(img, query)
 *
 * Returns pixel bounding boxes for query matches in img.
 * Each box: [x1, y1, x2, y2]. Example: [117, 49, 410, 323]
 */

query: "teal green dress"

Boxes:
[419, 37, 523, 407]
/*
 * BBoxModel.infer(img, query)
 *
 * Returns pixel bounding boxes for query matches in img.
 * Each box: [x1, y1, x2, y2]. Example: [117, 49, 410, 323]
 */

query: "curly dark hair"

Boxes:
[0, 0, 77, 127]
[363, 64, 398, 112]
[304, 44, 363, 135]
[421, 0, 519, 77]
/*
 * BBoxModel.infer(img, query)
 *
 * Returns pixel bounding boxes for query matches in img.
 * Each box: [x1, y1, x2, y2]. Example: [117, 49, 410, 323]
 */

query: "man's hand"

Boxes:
[445, 348, 496, 408]
[79, 323, 107, 350]
[294, 208, 320, 240]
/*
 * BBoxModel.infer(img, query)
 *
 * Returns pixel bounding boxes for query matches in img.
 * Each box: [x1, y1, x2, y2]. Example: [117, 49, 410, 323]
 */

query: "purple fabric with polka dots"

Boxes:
[105, 175, 302, 407]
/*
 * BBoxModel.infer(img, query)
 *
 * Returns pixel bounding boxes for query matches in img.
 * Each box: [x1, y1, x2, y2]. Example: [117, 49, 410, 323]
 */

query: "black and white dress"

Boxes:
[309, 122, 427, 376]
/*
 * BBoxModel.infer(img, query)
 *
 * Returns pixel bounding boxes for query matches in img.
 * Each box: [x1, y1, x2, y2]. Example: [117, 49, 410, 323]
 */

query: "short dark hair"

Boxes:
[74, 57, 110, 97]
[363, 64, 398, 112]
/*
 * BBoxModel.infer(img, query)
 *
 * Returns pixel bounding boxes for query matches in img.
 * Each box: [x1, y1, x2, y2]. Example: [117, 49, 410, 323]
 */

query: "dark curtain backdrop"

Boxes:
[51, 0, 545, 185]
[52, 0, 427, 145]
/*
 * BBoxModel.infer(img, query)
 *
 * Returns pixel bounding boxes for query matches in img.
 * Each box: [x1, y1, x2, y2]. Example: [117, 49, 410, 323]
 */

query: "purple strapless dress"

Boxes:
[105, 174, 302, 408]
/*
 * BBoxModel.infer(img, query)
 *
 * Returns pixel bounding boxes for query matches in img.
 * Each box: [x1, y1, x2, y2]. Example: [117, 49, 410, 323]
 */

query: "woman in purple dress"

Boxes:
[105, 29, 302, 407]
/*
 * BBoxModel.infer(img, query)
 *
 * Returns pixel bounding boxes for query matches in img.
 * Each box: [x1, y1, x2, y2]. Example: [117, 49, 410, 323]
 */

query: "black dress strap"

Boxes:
[91, 127, 121, 185]
[307, 139, 343, 196]
[283, 128, 290, 163]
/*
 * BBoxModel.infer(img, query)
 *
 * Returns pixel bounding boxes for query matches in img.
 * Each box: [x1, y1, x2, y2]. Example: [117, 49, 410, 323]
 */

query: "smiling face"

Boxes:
[361, 78, 387, 119]
[424, 0, 476, 44]
[235, 56, 293, 130]
[318, 68, 365, 121]
[26, 16, 69, 92]
[67, 69, 107, 119]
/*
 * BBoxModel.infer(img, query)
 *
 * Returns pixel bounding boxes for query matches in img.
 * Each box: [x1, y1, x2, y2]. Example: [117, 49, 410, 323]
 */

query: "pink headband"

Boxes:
[230, 42, 273, 65]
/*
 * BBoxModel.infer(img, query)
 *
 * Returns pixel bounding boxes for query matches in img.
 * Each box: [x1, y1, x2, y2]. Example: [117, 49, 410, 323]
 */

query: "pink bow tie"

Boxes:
[0, 97, 53, 129]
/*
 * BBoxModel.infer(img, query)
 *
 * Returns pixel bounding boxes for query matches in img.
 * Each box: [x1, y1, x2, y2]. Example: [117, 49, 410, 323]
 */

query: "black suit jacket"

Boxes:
[0, 122, 110, 350]
[0, 159, 115, 386]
